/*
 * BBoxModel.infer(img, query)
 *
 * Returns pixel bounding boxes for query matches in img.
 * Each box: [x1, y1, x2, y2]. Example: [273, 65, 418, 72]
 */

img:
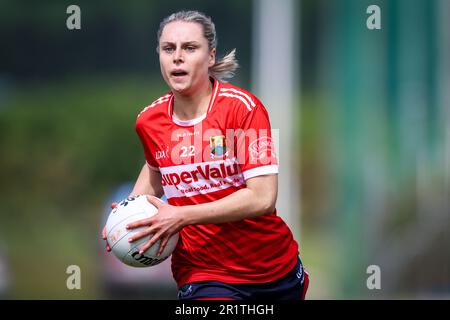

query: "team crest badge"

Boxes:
[210, 135, 228, 159]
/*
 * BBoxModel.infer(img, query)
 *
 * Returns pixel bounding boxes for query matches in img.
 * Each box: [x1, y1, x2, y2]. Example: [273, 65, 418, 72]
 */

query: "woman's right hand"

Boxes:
[101, 202, 118, 252]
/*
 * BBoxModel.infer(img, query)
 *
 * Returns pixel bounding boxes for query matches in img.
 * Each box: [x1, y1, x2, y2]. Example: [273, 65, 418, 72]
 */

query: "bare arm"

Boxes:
[130, 164, 164, 198]
[128, 174, 278, 255]
[180, 174, 277, 225]
[102, 163, 163, 251]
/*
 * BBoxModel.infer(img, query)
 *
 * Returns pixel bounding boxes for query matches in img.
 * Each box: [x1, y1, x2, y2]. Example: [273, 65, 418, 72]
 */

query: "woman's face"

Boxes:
[159, 21, 216, 95]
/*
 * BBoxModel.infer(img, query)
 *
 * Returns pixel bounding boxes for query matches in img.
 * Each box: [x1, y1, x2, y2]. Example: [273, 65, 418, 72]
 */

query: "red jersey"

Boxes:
[135, 78, 299, 287]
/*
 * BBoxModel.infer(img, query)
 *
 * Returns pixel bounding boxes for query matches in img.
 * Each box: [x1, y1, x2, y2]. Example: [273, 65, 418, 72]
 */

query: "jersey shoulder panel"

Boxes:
[217, 82, 259, 111]
[137, 92, 173, 119]
[216, 82, 266, 127]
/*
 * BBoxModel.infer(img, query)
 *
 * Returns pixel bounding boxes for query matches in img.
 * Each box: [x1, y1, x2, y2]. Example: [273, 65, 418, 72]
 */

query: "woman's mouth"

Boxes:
[171, 70, 188, 78]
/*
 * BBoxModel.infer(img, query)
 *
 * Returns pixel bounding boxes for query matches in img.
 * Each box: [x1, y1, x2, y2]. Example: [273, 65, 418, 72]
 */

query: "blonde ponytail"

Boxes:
[209, 49, 239, 82]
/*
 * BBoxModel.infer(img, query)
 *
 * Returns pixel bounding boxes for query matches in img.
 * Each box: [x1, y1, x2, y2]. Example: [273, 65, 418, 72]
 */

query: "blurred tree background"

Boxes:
[0, 0, 449, 299]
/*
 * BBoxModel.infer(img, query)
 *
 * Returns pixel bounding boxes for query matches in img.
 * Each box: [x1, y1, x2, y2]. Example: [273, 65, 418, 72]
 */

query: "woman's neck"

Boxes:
[172, 78, 213, 121]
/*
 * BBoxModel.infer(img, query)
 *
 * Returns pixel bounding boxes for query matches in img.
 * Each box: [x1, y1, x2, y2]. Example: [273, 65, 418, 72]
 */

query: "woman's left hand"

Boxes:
[126, 195, 185, 256]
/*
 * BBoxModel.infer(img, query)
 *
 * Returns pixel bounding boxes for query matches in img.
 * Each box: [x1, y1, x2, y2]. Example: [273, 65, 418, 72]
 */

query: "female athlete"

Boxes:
[103, 10, 308, 300]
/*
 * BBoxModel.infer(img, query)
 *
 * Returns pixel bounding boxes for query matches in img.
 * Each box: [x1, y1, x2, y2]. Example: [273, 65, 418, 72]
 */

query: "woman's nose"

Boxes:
[173, 47, 183, 63]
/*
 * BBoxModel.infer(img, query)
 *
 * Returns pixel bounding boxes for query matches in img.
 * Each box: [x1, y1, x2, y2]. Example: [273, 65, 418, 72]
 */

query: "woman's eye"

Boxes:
[186, 46, 195, 52]
[163, 47, 174, 53]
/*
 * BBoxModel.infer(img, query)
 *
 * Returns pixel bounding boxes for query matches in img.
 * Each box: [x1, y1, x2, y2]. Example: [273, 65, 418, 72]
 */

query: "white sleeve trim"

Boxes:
[242, 165, 278, 181]
[146, 161, 160, 172]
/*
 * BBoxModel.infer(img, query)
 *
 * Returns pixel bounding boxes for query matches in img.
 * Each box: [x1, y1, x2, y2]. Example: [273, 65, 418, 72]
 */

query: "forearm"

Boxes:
[125, 176, 278, 255]
[130, 164, 164, 198]
[180, 177, 277, 225]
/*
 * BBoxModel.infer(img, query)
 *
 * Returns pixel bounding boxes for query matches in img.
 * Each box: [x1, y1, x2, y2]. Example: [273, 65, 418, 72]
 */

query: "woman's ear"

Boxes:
[209, 48, 216, 67]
